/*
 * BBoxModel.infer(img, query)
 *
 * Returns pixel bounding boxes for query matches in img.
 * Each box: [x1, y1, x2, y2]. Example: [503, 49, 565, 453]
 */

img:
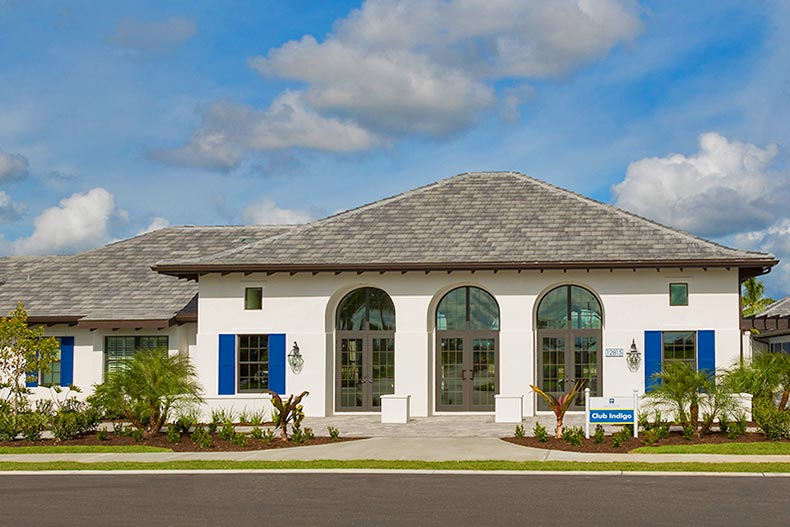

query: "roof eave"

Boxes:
[153, 258, 779, 280]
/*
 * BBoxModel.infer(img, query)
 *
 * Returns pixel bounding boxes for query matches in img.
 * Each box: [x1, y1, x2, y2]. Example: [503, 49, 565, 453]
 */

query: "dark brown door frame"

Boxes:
[435, 330, 499, 412]
[335, 330, 395, 412]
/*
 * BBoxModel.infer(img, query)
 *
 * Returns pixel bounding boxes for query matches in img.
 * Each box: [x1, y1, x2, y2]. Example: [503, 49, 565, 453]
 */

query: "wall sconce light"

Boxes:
[288, 341, 304, 374]
[626, 339, 641, 373]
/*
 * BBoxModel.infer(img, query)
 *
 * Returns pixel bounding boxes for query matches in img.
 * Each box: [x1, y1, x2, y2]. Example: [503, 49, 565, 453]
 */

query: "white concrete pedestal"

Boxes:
[495, 395, 523, 423]
[381, 394, 410, 423]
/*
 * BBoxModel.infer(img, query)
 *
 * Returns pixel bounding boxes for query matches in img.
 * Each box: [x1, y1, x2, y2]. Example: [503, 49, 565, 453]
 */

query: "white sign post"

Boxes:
[585, 389, 640, 439]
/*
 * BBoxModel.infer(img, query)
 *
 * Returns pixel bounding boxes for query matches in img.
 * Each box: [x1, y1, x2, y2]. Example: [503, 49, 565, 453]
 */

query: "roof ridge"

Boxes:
[507, 172, 772, 259]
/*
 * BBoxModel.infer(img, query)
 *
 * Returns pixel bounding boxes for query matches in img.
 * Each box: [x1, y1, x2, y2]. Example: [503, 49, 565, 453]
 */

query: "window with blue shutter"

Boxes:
[697, 330, 715, 378]
[218, 334, 236, 395]
[59, 337, 74, 386]
[644, 330, 662, 391]
[268, 334, 286, 394]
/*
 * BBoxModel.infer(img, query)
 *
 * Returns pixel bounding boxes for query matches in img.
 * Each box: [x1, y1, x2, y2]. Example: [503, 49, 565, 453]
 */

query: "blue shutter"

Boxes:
[698, 330, 715, 378]
[59, 337, 74, 386]
[25, 363, 38, 388]
[218, 334, 236, 395]
[644, 330, 662, 392]
[268, 334, 286, 394]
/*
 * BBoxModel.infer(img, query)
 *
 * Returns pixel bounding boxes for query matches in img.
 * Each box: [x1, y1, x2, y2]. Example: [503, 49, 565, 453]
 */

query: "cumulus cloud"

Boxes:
[735, 219, 790, 296]
[0, 191, 27, 222]
[0, 149, 29, 181]
[151, 92, 382, 171]
[242, 197, 313, 225]
[612, 132, 788, 237]
[137, 216, 171, 235]
[157, 0, 640, 169]
[109, 16, 197, 52]
[11, 188, 122, 255]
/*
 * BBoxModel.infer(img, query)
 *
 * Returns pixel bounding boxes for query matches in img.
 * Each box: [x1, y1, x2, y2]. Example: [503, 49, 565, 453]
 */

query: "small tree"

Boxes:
[0, 303, 59, 417]
[725, 352, 790, 410]
[268, 390, 309, 441]
[90, 349, 203, 438]
[530, 380, 587, 438]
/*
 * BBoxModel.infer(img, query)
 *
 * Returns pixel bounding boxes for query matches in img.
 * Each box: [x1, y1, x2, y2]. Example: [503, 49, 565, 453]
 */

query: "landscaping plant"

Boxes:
[0, 303, 60, 420]
[89, 349, 203, 438]
[562, 426, 583, 446]
[268, 390, 309, 441]
[327, 426, 341, 440]
[725, 352, 790, 410]
[514, 424, 525, 439]
[593, 424, 605, 444]
[533, 422, 549, 442]
[530, 379, 587, 438]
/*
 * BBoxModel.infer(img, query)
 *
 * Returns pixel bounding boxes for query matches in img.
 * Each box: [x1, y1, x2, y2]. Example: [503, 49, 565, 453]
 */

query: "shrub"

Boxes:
[514, 424, 525, 438]
[682, 424, 695, 441]
[247, 410, 266, 426]
[211, 408, 235, 426]
[89, 349, 203, 438]
[166, 426, 181, 444]
[17, 412, 48, 441]
[129, 428, 144, 442]
[250, 427, 264, 440]
[727, 414, 747, 440]
[171, 409, 199, 434]
[96, 429, 108, 441]
[112, 421, 126, 436]
[261, 428, 274, 442]
[0, 412, 17, 441]
[611, 425, 632, 448]
[562, 426, 583, 446]
[533, 422, 549, 443]
[754, 401, 790, 441]
[191, 426, 212, 448]
[593, 424, 605, 444]
[219, 420, 236, 441]
[231, 432, 249, 447]
[327, 426, 341, 440]
[50, 402, 99, 441]
[291, 427, 314, 445]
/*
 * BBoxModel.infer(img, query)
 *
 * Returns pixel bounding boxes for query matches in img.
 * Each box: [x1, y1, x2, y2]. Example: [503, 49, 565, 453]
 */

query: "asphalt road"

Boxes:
[1, 472, 788, 526]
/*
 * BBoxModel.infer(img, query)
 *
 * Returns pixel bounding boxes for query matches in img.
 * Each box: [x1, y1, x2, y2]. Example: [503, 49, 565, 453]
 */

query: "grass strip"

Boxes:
[631, 442, 790, 455]
[0, 459, 789, 472]
[0, 445, 172, 454]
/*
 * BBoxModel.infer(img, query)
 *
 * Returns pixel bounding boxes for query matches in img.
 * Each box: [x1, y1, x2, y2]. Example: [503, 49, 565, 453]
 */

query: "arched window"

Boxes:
[436, 286, 499, 412]
[335, 288, 395, 411]
[536, 285, 602, 410]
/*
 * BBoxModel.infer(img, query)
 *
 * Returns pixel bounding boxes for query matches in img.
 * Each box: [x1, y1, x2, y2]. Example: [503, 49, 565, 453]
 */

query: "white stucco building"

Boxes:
[0, 172, 778, 420]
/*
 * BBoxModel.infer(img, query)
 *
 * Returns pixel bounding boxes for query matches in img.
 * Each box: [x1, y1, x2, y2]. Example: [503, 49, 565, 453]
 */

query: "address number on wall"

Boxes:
[605, 348, 624, 357]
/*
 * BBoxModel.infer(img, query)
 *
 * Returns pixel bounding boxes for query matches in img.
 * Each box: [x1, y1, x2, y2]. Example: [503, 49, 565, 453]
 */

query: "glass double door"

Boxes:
[336, 333, 395, 412]
[537, 331, 600, 411]
[437, 332, 498, 411]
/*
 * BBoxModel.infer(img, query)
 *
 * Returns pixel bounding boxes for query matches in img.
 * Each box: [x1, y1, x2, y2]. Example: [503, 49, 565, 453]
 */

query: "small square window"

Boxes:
[669, 283, 688, 306]
[245, 287, 263, 310]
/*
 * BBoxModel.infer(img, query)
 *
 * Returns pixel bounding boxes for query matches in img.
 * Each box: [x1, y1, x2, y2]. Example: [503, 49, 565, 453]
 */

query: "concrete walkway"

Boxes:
[2, 437, 790, 464]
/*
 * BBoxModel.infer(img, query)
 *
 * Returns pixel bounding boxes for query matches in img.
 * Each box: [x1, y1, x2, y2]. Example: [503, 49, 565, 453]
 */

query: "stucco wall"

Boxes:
[195, 267, 741, 417]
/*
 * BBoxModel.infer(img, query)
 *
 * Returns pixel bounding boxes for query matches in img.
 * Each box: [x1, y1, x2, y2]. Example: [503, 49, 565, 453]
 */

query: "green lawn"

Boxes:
[631, 442, 790, 455]
[0, 445, 172, 454]
[0, 459, 789, 472]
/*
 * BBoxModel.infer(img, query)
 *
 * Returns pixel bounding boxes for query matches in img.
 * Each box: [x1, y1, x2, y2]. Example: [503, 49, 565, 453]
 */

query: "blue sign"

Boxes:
[589, 409, 634, 424]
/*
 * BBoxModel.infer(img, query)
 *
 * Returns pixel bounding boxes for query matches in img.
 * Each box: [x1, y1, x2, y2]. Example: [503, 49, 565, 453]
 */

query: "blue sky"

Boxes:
[0, 1, 788, 296]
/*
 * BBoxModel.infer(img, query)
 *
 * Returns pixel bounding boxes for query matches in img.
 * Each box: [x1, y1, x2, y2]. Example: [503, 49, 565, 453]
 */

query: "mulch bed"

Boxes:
[503, 431, 775, 453]
[0, 431, 359, 452]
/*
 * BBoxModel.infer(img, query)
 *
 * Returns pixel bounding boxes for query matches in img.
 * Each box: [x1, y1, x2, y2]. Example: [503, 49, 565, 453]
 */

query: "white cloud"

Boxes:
[157, 0, 640, 169]
[137, 216, 171, 235]
[734, 219, 790, 297]
[0, 149, 29, 181]
[152, 92, 382, 171]
[11, 188, 120, 255]
[242, 197, 313, 225]
[612, 132, 788, 237]
[0, 191, 26, 222]
[109, 16, 197, 52]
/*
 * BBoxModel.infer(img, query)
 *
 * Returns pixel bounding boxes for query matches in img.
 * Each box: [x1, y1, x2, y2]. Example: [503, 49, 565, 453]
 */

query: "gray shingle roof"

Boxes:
[755, 297, 790, 318]
[155, 172, 776, 274]
[0, 225, 292, 324]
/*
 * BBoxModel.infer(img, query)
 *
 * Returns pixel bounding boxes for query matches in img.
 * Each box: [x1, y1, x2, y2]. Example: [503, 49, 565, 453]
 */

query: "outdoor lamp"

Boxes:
[288, 341, 304, 374]
[626, 339, 641, 373]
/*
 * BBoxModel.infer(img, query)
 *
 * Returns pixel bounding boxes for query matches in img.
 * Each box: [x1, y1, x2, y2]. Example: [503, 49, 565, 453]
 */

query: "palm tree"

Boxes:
[742, 277, 775, 317]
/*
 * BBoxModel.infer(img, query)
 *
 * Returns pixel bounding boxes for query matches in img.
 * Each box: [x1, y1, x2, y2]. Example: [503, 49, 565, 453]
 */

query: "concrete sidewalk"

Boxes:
[2, 437, 790, 464]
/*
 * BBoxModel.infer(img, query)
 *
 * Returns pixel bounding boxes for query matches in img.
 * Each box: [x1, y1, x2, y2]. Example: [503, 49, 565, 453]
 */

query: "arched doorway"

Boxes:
[335, 287, 395, 412]
[535, 285, 602, 411]
[436, 286, 499, 412]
